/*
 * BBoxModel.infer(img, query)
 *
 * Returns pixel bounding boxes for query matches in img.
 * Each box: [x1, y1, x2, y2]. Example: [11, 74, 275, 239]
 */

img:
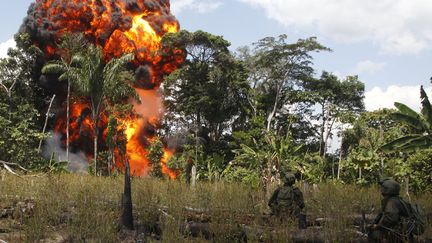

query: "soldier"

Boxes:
[368, 178, 412, 243]
[268, 172, 306, 228]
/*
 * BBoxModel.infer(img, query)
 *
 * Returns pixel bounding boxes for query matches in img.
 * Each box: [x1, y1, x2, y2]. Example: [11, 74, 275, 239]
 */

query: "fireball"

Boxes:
[21, 0, 183, 178]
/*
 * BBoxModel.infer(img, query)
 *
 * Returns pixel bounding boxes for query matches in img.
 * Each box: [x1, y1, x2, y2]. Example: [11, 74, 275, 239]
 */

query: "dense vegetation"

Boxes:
[1, 30, 431, 191]
[1, 23, 432, 242]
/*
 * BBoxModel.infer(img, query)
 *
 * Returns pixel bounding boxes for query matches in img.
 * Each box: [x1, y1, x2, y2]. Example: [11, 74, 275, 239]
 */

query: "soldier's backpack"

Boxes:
[399, 199, 427, 235]
[276, 186, 295, 207]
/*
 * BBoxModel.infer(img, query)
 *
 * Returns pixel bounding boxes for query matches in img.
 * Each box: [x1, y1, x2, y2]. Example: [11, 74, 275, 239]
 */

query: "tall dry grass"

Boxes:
[0, 172, 430, 242]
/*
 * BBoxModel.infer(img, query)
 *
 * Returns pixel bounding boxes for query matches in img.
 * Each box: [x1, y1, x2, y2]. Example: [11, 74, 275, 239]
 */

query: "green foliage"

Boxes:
[0, 102, 46, 168]
[104, 105, 133, 175]
[148, 138, 164, 178]
[166, 143, 200, 171]
[0, 35, 47, 169]
[94, 150, 111, 176]
[404, 150, 432, 193]
[44, 157, 69, 174]
[299, 153, 327, 183]
[226, 130, 303, 185]
[1, 27, 430, 195]
[305, 72, 365, 156]
[231, 116, 266, 147]
[342, 109, 405, 184]
[50, 45, 136, 105]
[163, 30, 249, 143]
[43, 44, 136, 173]
[197, 153, 225, 182]
[250, 35, 330, 131]
[222, 167, 261, 188]
[346, 147, 381, 184]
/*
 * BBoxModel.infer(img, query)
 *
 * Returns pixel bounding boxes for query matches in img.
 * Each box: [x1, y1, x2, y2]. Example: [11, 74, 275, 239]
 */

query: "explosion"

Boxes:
[20, 0, 184, 178]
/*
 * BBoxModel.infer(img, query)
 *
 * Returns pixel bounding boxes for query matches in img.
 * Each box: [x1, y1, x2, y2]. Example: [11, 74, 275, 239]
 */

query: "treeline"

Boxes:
[0, 31, 431, 192]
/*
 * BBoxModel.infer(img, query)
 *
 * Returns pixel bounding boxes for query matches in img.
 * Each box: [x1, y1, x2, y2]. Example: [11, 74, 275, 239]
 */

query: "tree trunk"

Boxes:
[266, 109, 276, 132]
[7, 93, 12, 121]
[319, 104, 326, 157]
[332, 160, 335, 178]
[323, 117, 336, 157]
[196, 112, 201, 128]
[192, 165, 196, 188]
[379, 124, 384, 176]
[91, 98, 102, 175]
[110, 151, 115, 176]
[266, 96, 279, 132]
[121, 158, 134, 230]
[92, 102, 101, 176]
[38, 94, 56, 153]
[94, 129, 98, 175]
[93, 113, 99, 175]
[337, 132, 343, 180]
[246, 95, 257, 117]
[191, 165, 197, 188]
[1, 81, 17, 121]
[266, 82, 283, 132]
[185, 158, 193, 185]
[66, 80, 70, 162]
[405, 177, 411, 202]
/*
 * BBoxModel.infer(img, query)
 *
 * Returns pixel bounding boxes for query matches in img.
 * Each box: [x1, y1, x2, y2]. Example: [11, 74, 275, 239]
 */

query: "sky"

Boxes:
[1, 0, 431, 112]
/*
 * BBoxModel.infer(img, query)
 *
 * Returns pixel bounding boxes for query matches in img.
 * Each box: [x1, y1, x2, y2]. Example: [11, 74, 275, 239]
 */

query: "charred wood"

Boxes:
[121, 159, 134, 230]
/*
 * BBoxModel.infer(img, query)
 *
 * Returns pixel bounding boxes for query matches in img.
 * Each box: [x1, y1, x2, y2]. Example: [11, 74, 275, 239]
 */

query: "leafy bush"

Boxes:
[405, 150, 432, 193]
[0, 102, 47, 168]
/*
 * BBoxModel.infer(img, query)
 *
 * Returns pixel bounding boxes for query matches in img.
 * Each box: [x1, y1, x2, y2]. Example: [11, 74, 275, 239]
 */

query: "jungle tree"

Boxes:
[41, 44, 135, 174]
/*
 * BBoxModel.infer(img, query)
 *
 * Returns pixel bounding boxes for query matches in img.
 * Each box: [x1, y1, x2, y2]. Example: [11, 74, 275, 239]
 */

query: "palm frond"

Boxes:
[68, 68, 91, 95]
[394, 102, 420, 118]
[104, 53, 134, 83]
[103, 53, 135, 99]
[420, 85, 432, 127]
[70, 54, 86, 68]
[390, 112, 427, 131]
[41, 62, 67, 75]
[380, 134, 423, 152]
[58, 72, 70, 82]
[396, 135, 432, 152]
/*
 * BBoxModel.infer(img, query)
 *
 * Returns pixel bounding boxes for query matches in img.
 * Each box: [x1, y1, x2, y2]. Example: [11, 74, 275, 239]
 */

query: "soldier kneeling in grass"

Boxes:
[268, 172, 306, 229]
[368, 178, 414, 243]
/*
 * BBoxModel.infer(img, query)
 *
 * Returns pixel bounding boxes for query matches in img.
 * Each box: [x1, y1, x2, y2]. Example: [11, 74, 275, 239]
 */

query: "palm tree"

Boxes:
[381, 85, 432, 152]
[42, 34, 86, 162]
[44, 44, 134, 174]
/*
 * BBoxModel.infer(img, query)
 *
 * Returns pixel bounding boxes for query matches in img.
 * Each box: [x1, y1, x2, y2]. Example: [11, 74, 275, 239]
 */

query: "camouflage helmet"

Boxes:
[379, 178, 400, 196]
[282, 172, 296, 185]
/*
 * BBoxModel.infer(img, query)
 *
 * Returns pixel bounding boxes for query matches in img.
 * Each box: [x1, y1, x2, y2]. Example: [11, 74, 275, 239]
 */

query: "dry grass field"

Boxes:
[0, 172, 431, 242]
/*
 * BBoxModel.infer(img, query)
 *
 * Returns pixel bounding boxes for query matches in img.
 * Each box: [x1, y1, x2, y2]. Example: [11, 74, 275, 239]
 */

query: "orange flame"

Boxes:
[161, 148, 179, 179]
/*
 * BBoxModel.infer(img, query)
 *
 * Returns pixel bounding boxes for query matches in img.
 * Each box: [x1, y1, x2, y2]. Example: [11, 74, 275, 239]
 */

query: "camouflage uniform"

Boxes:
[368, 178, 412, 243]
[268, 173, 305, 220]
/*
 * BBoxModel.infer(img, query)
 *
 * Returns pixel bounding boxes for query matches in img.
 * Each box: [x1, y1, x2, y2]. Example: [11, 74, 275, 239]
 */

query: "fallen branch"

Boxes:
[0, 160, 29, 177]
[2, 163, 19, 176]
[0, 160, 47, 178]
[158, 208, 175, 220]
[0, 160, 31, 172]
